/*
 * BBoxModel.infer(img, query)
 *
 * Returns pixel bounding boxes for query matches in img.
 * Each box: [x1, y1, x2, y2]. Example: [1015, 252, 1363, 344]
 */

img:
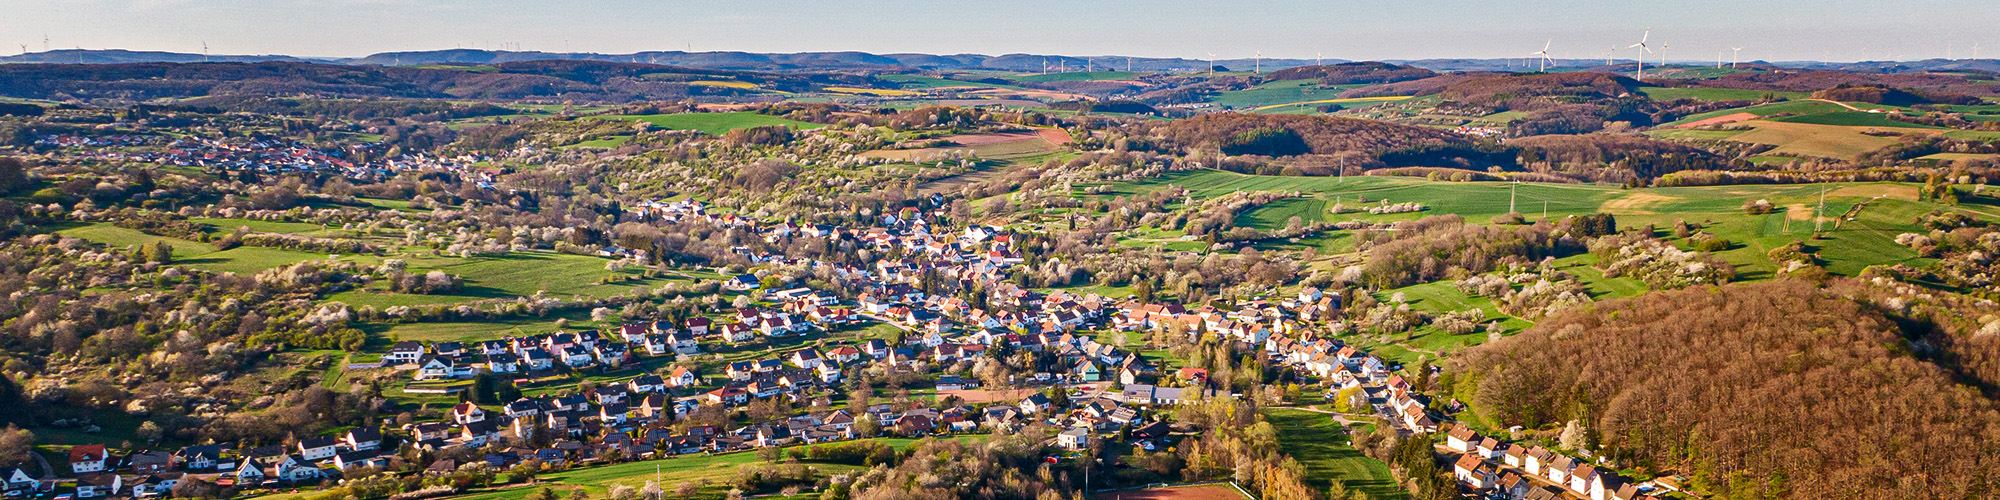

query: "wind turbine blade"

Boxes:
[1544, 39, 1553, 51]
[1628, 43, 1644, 49]
[1644, 46, 1655, 54]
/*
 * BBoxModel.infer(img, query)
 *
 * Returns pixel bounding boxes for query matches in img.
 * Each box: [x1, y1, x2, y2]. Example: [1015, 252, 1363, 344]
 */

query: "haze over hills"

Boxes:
[9, 48, 2000, 74]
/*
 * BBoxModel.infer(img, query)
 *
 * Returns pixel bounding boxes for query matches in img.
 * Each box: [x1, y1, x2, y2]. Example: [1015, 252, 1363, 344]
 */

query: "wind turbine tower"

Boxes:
[1254, 51, 1262, 73]
[1626, 28, 1653, 81]
[1730, 47, 1743, 68]
[201, 41, 209, 63]
[1208, 53, 1216, 76]
[1530, 39, 1553, 72]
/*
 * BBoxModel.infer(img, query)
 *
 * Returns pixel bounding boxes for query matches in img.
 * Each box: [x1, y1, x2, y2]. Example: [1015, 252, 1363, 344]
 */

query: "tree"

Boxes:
[1559, 419, 1589, 451]
[0, 157, 28, 196]
[0, 425, 33, 466]
[527, 487, 559, 500]
[674, 482, 700, 499]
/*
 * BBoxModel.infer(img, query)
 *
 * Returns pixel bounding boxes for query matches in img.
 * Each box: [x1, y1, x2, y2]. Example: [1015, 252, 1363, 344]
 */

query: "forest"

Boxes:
[1454, 281, 2000, 499]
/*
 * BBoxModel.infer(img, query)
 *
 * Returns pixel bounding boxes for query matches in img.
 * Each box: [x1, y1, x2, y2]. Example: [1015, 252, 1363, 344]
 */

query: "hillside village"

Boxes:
[0, 195, 1691, 500]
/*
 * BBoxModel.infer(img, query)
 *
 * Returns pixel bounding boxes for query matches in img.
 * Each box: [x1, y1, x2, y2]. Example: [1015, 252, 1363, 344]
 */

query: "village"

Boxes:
[0, 193, 1683, 500]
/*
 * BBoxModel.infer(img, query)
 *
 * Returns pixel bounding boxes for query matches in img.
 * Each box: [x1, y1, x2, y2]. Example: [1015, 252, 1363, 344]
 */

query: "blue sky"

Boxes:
[1, 0, 1995, 62]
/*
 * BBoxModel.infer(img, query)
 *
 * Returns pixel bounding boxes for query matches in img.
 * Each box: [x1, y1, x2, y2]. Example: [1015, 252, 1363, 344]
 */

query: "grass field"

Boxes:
[878, 74, 1024, 90]
[1009, 71, 1138, 83]
[1638, 87, 1807, 102]
[56, 222, 356, 274]
[1265, 409, 1404, 500]
[1092, 485, 1248, 500]
[329, 251, 688, 309]
[1667, 100, 1894, 126]
[1109, 171, 1974, 282]
[1204, 80, 1359, 110]
[1767, 111, 1943, 128]
[1726, 121, 1934, 160]
[593, 112, 823, 135]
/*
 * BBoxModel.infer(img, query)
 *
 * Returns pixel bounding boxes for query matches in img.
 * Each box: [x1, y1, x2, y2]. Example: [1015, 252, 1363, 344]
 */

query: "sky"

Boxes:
[2, 0, 1997, 63]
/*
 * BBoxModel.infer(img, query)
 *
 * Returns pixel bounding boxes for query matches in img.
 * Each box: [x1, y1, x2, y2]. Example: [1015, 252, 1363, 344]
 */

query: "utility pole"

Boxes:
[1509, 182, 1518, 213]
[1542, 200, 1548, 220]
[1815, 187, 1827, 233]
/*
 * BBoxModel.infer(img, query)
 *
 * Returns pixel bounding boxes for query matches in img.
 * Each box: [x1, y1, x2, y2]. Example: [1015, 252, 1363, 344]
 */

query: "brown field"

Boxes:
[1829, 184, 1918, 200]
[1726, 121, 1935, 160]
[940, 388, 1038, 404]
[1675, 112, 1759, 129]
[935, 98, 1049, 108]
[1599, 192, 1680, 214]
[1092, 485, 1249, 500]
[861, 132, 1060, 162]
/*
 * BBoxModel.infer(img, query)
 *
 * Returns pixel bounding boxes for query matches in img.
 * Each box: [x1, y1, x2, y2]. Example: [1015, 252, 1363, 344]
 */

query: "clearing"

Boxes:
[1092, 485, 1249, 500]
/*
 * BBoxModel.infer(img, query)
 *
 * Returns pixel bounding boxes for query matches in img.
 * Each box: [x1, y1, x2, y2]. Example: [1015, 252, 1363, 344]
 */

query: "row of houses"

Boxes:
[1447, 425, 1666, 500]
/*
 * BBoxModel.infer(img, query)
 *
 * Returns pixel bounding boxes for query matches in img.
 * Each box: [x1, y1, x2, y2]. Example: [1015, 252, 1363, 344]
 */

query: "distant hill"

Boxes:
[0, 49, 322, 64]
[0, 60, 876, 102]
[1, 48, 1337, 73]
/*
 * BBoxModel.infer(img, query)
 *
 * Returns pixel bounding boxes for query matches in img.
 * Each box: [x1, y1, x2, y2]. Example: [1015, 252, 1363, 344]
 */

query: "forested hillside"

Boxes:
[1455, 281, 2000, 499]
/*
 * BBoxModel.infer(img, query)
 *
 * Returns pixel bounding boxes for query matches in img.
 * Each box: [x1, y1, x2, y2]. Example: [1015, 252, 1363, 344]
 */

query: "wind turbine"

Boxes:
[1529, 39, 1553, 72]
[1207, 53, 1216, 76]
[16, 44, 26, 57]
[1730, 47, 1743, 68]
[1659, 44, 1669, 68]
[1626, 28, 1653, 80]
[201, 40, 209, 63]
[1717, 50, 1724, 68]
[1254, 51, 1262, 73]
[1316, 52, 1322, 66]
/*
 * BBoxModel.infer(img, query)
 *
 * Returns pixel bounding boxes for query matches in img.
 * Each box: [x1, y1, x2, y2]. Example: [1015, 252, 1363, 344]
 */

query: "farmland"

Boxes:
[592, 112, 823, 135]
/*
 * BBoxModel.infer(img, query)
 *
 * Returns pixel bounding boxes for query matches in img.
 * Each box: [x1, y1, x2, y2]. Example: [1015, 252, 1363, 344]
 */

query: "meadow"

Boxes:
[1637, 87, 1807, 102]
[592, 112, 823, 135]
[1264, 409, 1405, 500]
[1203, 80, 1361, 110]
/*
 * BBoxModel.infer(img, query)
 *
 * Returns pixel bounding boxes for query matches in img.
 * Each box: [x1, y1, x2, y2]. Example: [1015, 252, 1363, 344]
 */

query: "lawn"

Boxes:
[1264, 409, 1404, 500]
[592, 112, 824, 135]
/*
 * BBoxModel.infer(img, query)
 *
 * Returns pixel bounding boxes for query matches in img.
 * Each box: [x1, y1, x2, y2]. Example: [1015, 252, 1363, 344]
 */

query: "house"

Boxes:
[1453, 454, 1495, 489]
[827, 346, 863, 364]
[4, 467, 38, 492]
[790, 349, 823, 370]
[176, 445, 228, 471]
[1446, 426, 1478, 453]
[297, 437, 339, 461]
[69, 444, 109, 473]
[1055, 428, 1090, 450]
[629, 374, 665, 394]
[416, 355, 474, 380]
[1019, 393, 1052, 414]
[452, 402, 488, 424]
[128, 451, 175, 474]
[386, 341, 426, 365]
[935, 376, 971, 392]
[485, 353, 521, 374]
[666, 366, 699, 388]
[727, 361, 757, 381]
[73, 473, 120, 498]
[522, 348, 555, 370]
[332, 450, 388, 470]
[345, 426, 383, 451]
[1073, 359, 1101, 382]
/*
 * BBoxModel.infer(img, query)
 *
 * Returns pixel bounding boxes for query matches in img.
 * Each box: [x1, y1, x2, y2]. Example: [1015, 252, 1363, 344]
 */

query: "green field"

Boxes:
[329, 251, 690, 309]
[1767, 111, 1943, 128]
[1638, 87, 1807, 102]
[56, 222, 359, 274]
[593, 112, 824, 135]
[1204, 80, 1359, 110]
[1111, 171, 1976, 282]
[1008, 71, 1138, 83]
[1667, 99, 1897, 126]
[877, 75, 1021, 90]
[1265, 409, 1405, 500]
